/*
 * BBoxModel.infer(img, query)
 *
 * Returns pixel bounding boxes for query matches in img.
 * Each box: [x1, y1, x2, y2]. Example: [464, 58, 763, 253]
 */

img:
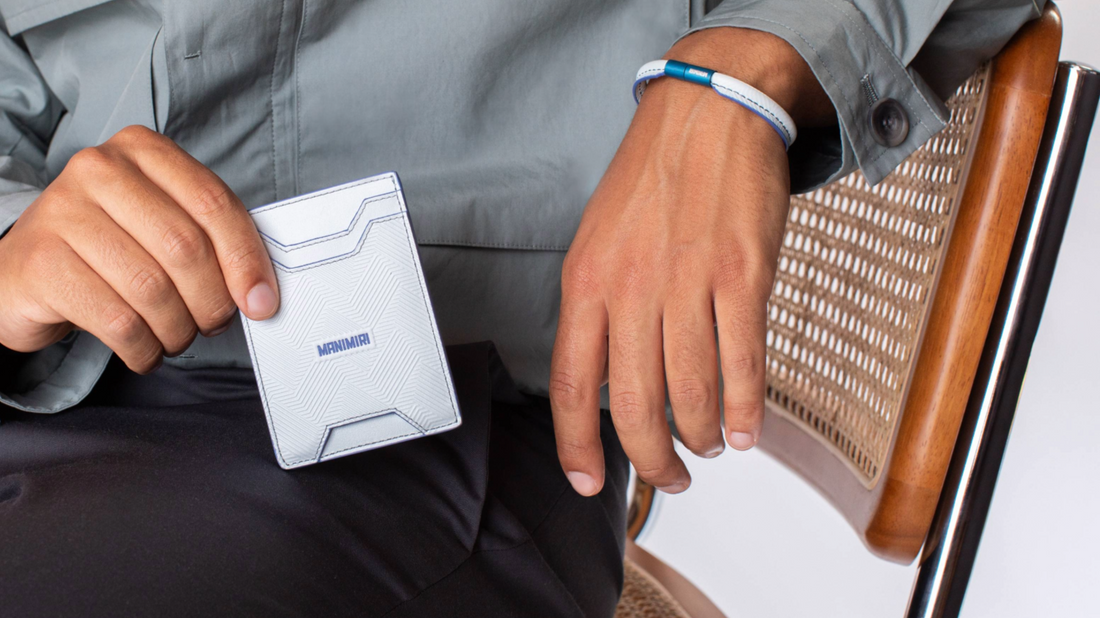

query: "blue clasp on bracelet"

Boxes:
[662, 60, 715, 87]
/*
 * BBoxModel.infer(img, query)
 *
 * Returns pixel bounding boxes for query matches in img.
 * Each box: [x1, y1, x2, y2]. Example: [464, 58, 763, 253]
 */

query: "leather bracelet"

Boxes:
[633, 59, 798, 149]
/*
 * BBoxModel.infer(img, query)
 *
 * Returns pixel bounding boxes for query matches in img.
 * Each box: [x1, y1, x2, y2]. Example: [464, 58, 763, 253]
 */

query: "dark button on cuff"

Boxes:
[869, 98, 909, 147]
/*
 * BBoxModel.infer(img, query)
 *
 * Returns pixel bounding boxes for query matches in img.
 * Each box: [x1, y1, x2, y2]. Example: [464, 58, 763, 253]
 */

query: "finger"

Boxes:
[68, 147, 237, 335]
[108, 127, 279, 321]
[33, 241, 163, 373]
[56, 203, 198, 356]
[608, 297, 690, 493]
[663, 285, 723, 458]
[549, 276, 609, 497]
[714, 275, 769, 451]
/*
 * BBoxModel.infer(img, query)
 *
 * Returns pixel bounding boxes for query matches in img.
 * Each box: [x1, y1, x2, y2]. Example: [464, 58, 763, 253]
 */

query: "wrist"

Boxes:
[663, 27, 834, 128]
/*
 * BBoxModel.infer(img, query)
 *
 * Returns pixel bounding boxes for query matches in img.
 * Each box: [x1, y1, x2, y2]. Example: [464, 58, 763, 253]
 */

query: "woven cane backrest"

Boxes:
[764, 65, 992, 487]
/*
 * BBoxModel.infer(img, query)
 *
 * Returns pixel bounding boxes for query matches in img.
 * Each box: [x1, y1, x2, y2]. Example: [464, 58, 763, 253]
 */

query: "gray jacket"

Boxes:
[0, 0, 1043, 414]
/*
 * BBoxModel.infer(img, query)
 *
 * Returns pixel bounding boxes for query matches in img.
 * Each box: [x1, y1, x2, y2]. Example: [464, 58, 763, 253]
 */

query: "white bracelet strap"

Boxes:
[633, 59, 798, 149]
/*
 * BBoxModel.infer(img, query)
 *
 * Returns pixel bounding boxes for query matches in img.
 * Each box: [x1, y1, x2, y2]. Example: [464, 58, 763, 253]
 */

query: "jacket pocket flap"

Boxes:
[0, 0, 113, 35]
[250, 173, 406, 272]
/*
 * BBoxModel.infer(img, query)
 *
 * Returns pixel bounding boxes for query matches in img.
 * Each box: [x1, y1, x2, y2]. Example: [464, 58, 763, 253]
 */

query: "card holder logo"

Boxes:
[315, 330, 375, 359]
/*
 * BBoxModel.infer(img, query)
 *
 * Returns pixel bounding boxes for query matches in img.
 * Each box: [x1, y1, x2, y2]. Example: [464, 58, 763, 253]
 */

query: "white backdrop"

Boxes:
[641, 2, 1100, 615]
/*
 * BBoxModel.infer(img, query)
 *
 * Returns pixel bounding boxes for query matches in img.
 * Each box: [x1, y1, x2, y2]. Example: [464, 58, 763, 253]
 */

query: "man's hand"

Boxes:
[0, 125, 279, 373]
[549, 29, 833, 496]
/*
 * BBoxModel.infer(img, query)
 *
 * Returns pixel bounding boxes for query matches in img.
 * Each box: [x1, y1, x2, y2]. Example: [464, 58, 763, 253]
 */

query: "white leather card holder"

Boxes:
[242, 172, 461, 469]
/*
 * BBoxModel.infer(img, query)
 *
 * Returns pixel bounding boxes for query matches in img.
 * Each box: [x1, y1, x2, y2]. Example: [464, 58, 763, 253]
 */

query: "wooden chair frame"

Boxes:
[760, 7, 1067, 564]
[624, 5, 1100, 617]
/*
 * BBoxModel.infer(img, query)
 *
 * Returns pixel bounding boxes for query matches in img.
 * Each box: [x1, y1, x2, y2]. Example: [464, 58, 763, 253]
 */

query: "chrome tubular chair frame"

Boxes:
[907, 62, 1100, 618]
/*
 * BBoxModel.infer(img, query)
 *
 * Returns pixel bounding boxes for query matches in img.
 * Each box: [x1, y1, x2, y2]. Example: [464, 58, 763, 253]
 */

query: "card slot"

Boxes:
[318, 409, 427, 461]
[265, 211, 403, 272]
[259, 191, 402, 250]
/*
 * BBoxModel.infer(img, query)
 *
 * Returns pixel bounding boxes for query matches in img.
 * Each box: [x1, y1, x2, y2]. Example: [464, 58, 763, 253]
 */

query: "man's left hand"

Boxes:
[548, 28, 833, 496]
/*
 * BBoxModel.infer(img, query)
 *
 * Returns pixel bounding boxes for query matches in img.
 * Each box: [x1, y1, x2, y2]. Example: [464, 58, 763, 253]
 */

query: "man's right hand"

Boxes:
[0, 125, 280, 373]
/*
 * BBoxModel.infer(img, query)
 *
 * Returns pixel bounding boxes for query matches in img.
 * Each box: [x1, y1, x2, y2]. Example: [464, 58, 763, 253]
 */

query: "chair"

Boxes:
[614, 4, 1100, 617]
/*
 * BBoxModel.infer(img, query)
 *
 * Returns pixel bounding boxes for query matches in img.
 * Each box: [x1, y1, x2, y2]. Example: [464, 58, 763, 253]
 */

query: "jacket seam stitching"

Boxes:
[294, 0, 307, 196]
[268, 0, 286, 201]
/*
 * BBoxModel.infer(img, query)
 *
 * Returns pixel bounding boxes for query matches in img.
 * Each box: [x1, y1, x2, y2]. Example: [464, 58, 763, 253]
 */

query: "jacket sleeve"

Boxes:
[0, 22, 112, 414]
[686, 0, 1046, 193]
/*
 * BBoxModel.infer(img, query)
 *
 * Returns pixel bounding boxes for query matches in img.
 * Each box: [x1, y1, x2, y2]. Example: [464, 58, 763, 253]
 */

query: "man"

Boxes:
[0, 0, 1043, 616]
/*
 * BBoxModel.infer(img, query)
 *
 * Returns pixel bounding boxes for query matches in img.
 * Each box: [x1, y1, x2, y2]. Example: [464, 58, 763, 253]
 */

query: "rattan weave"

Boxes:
[764, 64, 992, 486]
[613, 558, 692, 618]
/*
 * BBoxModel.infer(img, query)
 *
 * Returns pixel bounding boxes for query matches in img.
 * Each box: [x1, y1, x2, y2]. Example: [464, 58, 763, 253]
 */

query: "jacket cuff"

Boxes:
[0, 332, 112, 414]
[0, 188, 39, 233]
[0, 188, 113, 415]
[682, 0, 949, 193]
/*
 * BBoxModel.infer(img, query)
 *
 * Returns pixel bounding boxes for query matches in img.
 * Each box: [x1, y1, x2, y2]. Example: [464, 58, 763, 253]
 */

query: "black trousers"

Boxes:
[0, 343, 629, 617]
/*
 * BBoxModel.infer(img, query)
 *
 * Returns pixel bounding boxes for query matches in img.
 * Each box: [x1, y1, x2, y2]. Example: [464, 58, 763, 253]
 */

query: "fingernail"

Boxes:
[206, 323, 231, 338]
[703, 444, 725, 459]
[729, 431, 758, 451]
[658, 479, 690, 494]
[246, 282, 278, 319]
[566, 471, 599, 497]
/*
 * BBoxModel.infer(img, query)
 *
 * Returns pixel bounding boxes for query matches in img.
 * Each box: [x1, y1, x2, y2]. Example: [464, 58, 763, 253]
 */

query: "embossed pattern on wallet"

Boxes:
[242, 173, 460, 469]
